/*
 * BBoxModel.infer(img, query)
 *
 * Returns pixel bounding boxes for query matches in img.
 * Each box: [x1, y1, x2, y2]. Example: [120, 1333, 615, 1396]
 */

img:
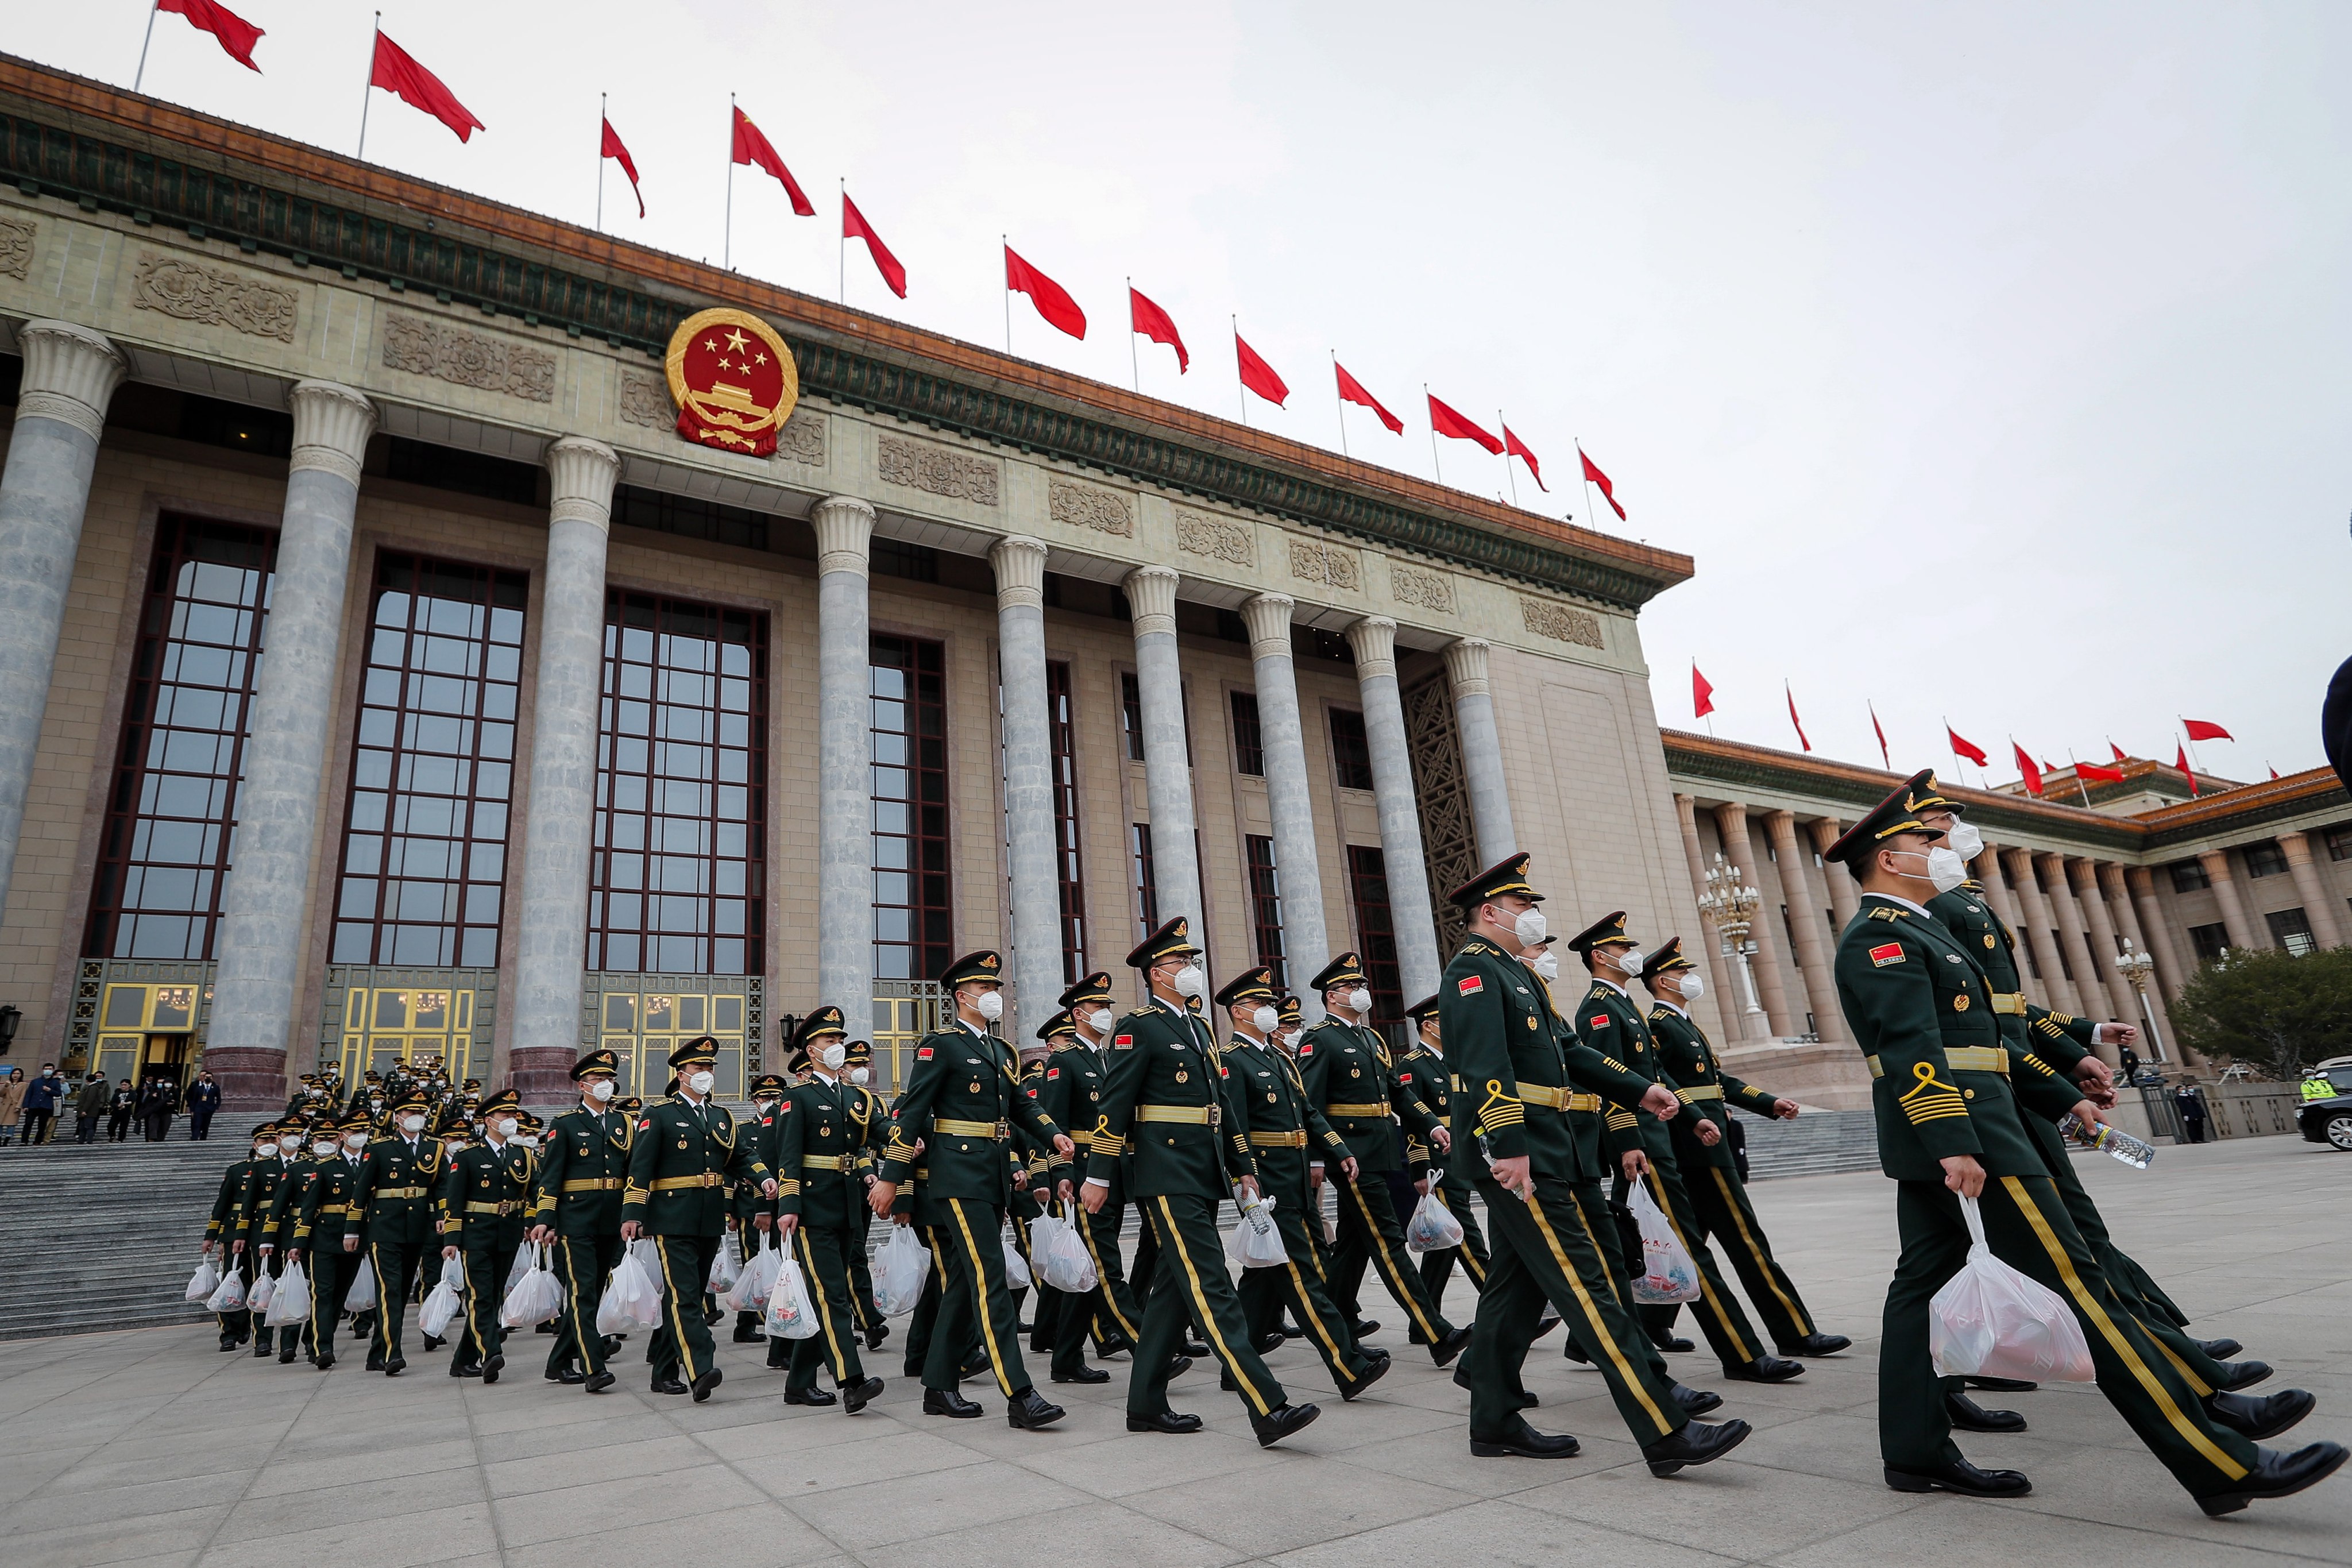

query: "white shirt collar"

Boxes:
[957, 1016, 988, 1038]
[1866, 889, 1933, 918]
[1652, 998, 1689, 1019]
[1593, 975, 1629, 999]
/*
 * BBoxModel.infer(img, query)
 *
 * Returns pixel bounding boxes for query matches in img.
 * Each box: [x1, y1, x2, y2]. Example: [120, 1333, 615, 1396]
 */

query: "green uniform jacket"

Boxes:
[621, 1096, 768, 1237]
[1647, 1003, 1784, 1173]
[1926, 883, 2100, 1076]
[206, 1156, 261, 1246]
[1441, 934, 1620, 1184]
[1032, 1040, 1111, 1190]
[1083, 997, 1252, 1199]
[774, 1075, 872, 1231]
[1298, 1017, 1439, 1173]
[878, 1024, 1062, 1211]
[1219, 1033, 1349, 1213]
[528, 1106, 633, 1236]
[1832, 893, 2044, 1181]
[1572, 980, 1687, 1167]
[439, 1142, 535, 1247]
[295, 1153, 366, 1252]
[350, 1135, 449, 1246]
[264, 1158, 323, 1249]
[1397, 1043, 1450, 1185]
[231, 1155, 291, 1249]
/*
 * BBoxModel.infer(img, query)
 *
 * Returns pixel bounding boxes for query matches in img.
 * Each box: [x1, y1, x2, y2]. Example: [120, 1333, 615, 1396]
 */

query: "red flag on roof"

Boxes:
[1870, 702, 1889, 768]
[1786, 683, 1811, 753]
[1580, 447, 1627, 520]
[2109, 740, 2127, 762]
[2013, 742, 2044, 797]
[369, 32, 484, 142]
[600, 117, 644, 218]
[732, 107, 814, 215]
[842, 193, 905, 298]
[1236, 331, 1288, 406]
[2176, 742, 2199, 796]
[161, 0, 264, 71]
[1129, 288, 1187, 372]
[1004, 246, 1086, 339]
[1335, 363, 1401, 434]
[2183, 719, 2233, 742]
[1947, 725, 1988, 767]
[2076, 763, 2125, 783]
[1430, 395, 1503, 453]
[2270, 765, 2280, 780]
[1503, 425, 1547, 492]
[1693, 664, 1715, 720]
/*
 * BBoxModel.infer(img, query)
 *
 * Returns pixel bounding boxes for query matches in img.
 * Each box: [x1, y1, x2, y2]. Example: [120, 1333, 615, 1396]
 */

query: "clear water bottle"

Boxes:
[2064, 1115, 2155, 1169]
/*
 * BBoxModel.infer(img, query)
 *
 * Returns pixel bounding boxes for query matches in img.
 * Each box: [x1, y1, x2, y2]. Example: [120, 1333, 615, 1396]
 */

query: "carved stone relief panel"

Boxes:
[132, 253, 297, 342]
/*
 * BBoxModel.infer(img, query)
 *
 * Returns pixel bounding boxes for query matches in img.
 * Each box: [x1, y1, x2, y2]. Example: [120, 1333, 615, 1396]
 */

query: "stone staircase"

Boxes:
[1740, 1107, 1881, 1180]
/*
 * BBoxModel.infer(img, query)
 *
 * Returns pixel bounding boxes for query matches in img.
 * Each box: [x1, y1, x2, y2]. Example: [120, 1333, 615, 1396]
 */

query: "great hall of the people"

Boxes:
[1, 57, 2346, 1111]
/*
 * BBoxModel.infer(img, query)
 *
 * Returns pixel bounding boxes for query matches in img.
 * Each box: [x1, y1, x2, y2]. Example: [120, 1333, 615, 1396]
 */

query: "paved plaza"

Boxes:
[1, 1136, 2345, 1567]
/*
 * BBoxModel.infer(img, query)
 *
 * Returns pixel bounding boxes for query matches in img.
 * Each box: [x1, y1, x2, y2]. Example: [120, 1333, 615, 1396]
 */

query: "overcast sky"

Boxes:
[21, 2, 2352, 782]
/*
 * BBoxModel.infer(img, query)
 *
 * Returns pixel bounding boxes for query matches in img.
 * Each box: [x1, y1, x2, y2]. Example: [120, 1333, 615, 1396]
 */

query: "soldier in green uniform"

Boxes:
[622, 1037, 776, 1401]
[273, 1118, 340, 1367]
[1299, 952, 1472, 1365]
[349, 1092, 447, 1374]
[1030, 974, 1147, 1371]
[868, 950, 1075, 1429]
[1400, 994, 1488, 1311]
[1639, 938, 1849, 1362]
[1444, 855, 1751, 1470]
[773, 1005, 888, 1413]
[840, 1038, 889, 1350]
[1829, 777, 2342, 1512]
[729, 1071, 792, 1345]
[281, 1111, 370, 1368]
[203, 1123, 275, 1351]
[528, 1049, 630, 1392]
[1215, 967, 1392, 1400]
[434, 1088, 532, 1382]
[238, 1120, 306, 1361]
[1022, 1010, 1106, 1384]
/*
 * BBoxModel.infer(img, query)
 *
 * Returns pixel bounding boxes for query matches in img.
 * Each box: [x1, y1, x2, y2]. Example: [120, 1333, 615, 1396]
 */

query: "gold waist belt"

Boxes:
[1991, 992, 2027, 1016]
[373, 1187, 426, 1200]
[1248, 1130, 1309, 1148]
[1324, 1102, 1390, 1119]
[1516, 1084, 1571, 1110]
[933, 1118, 1009, 1140]
[1868, 1046, 2009, 1078]
[800, 1155, 844, 1171]
[1677, 1085, 1725, 1102]
[464, 1200, 517, 1215]
[561, 1178, 623, 1193]
[1566, 1093, 1602, 1113]
[312, 1203, 349, 1216]
[1136, 1103, 1218, 1125]
[650, 1172, 726, 1191]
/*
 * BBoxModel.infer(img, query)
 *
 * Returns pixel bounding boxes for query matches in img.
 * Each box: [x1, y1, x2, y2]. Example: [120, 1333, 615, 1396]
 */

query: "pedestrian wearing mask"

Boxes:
[347, 1092, 447, 1374]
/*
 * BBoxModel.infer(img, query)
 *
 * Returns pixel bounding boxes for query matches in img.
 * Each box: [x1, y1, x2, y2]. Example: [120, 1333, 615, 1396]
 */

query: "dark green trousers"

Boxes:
[785, 1223, 870, 1392]
[1331, 1171, 1456, 1343]
[1616, 1157, 1766, 1370]
[924, 1197, 1032, 1396]
[1675, 1158, 1820, 1350]
[453, 1238, 519, 1372]
[297, 1247, 357, 1362]
[544, 1234, 623, 1378]
[847, 1206, 880, 1333]
[366, 1239, 428, 1364]
[1467, 1176, 1685, 1446]
[1570, 1181, 1671, 1380]
[1130, 1192, 1288, 1419]
[1416, 1180, 1491, 1306]
[1234, 1199, 1378, 1392]
[1883, 1175, 2257, 1497]
[647, 1233, 722, 1384]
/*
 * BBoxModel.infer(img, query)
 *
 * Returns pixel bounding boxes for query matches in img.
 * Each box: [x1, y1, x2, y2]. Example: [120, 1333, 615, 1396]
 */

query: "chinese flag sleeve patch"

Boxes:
[1868, 943, 1905, 967]
[1457, 975, 1484, 995]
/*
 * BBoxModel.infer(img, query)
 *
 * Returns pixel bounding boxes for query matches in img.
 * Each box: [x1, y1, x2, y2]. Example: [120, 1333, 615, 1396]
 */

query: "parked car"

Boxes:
[2296, 1066, 2352, 1151]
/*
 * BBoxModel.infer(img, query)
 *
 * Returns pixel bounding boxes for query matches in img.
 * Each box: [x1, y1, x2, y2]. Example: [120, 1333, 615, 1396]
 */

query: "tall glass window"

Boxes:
[871, 635, 951, 983]
[86, 515, 276, 960]
[1047, 661, 1087, 982]
[1131, 823, 1158, 937]
[1245, 833, 1286, 988]
[1230, 692, 1265, 777]
[331, 554, 527, 967]
[588, 593, 768, 975]
[1345, 844, 1405, 1025]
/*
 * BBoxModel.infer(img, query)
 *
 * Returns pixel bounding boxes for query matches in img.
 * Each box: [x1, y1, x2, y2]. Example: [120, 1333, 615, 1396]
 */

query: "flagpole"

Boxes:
[1002, 235, 1012, 354]
[1331, 352, 1348, 459]
[1424, 385, 1440, 483]
[2067, 750, 2091, 807]
[357, 13, 381, 160]
[2176, 715, 2205, 773]
[1126, 279, 1139, 392]
[723, 95, 736, 271]
[134, 0, 161, 93]
[596, 94, 607, 232]
[837, 179, 845, 304]
[1233, 316, 1247, 428]
[1499, 410, 1517, 507]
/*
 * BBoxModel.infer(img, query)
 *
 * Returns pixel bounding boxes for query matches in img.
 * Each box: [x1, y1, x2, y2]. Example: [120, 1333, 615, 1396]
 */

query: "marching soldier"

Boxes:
[1030, 973, 1146, 1371]
[437, 1088, 533, 1382]
[1079, 917, 1319, 1447]
[1443, 853, 1750, 1469]
[1022, 1010, 1099, 1381]
[622, 1037, 777, 1401]
[838, 1040, 889, 1349]
[1400, 994, 1489, 1310]
[529, 1049, 631, 1392]
[773, 1006, 887, 1412]
[1829, 778, 2342, 1512]
[732, 1072, 792, 1344]
[1639, 938, 1850, 1362]
[261, 1120, 335, 1364]
[287, 1108, 373, 1370]
[349, 1091, 449, 1374]
[1569, 912, 1806, 1386]
[240, 1119, 306, 1361]
[868, 950, 1075, 1430]
[204, 1122, 276, 1351]
[1298, 952, 1472, 1365]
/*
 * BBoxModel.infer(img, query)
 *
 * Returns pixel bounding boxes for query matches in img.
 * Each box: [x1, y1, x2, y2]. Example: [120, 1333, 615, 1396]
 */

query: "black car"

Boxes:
[2296, 1067, 2352, 1152]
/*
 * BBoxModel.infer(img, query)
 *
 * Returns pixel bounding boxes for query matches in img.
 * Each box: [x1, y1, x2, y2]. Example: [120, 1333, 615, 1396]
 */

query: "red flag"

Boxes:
[2269, 765, 2280, 780]
[1428, 395, 1503, 454]
[368, 32, 484, 144]
[2109, 740, 2127, 762]
[1692, 664, 1715, 720]
[2175, 743, 2199, 796]
[1947, 725, 1988, 767]
[1235, 332, 1288, 406]
[1870, 702, 1889, 768]
[2013, 743, 2044, 797]
[731, 107, 814, 216]
[600, 117, 644, 218]
[1502, 425, 1548, 492]
[2076, 763, 2125, 783]
[1129, 288, 1187, 372]
[1335, 363, 1402, 434]
[842, 194, 905, 298]
[2183, 719, 2232, 742]
[1580, 447, 1627, 520]
[1786, 683, 1811, 753]
[1004, 245, 1086, 339]
[160, 0, 263, 71]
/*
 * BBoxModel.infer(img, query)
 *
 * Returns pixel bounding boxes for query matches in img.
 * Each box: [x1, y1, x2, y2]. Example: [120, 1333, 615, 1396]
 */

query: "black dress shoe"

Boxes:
[732, 1323, 764, 1343]
[1362, 1347, 1392, 1369]
[1007, 1388, 1066, 1429]
[1166, 1355, 1194, 1379]
[1349, 1321, 1380, 1339]
[2213, 1360, 2274, 1392]
[601, 1335, 624, 1358]
[1052, 1365, 1111, 1384]
[766, 1343, 793, 1370]
[422, 1335, 443, 1351]
[651, 1377, 688, 1395]
[864, 1323, 890, 1351]
[481, 1354, 503, 1385]
[1562, 1339, 1590, 1365]
[365, 1354, 385, 1372]
[842, 1376, 884, 1414]
[1671, 1384, 1723, 1416]
[383, 1357, 405, 1377]
[1532, 1313, 1562, 1342]
[1470, 1423, 1581, 1458]
[1450, 1363, 1531, 1406]
[451, 1361, 484, 1378]
[1652, 1334, 1694, 1353]
[1961, 1374, 2035, 1392]
[550, 1366, 586, 1384]
[1253, 1330, 1287, 1355]
[314, 1355, 334, 1372]
[218, 1336, 239, 1353]
[2203, 1389, 2315, 1441]
[1028, 1335, 1053, 1355]
[2196, 1441, 2349, 1516]
[277, 1347, 298, 1364]
[704, 1306, 726, 1326]
[585, 1371, 616, 1394]
[1126, 1410, 1203, 1434]
[1017, 1318, 1035, 1334]
[1342, 1355, 1392, 1401]
[1945, 1391, 2025, 1433]
[1885, 1458, 2032, 1497]
[923, 1387, 983, 1419]
[690, 1368, 723, 1403]
[535, 1322, 558, 1334]
[1250, 1401, 1320, 1448]
[1431, 1326, 1473, 1368]
[1725, 1355, 1804, 1383]
[2195, 1336, 2243, 1361]
[785, 1386, 837, 1406]
[1643, 1418, 1752, 1476]
[1180, 1339, 1211, 1358]
[1778, 1333, 1851, 1357]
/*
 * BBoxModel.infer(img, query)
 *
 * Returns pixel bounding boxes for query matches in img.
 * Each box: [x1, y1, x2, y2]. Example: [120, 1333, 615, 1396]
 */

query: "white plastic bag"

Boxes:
[1627, 1182, 1701, 1304]
[205, 1261, 248, 1313]
[709, 1230, 743, 1293]
[1405, 1189, 1466, 1253]
[247, 1268, 277, 1316]
[1002, 1226, 1033, 1290]
[343, 1256, 379, 1312]
[418, 1256, 466, 1339]
[1225, 1193, 1288, 1269]
[504, 1242, 537, 1293]
[1930, 1196, 2096, 1382]
[875, 1223, 932, 1318]
[500, 1243, 566, 1328]
[600, 1240, 665, 1332]
[185, 1254, 221, 1303]
[1029, 1213, 1098, 1293]
[763, 1256, 820, 1340]
[724, 1234, 782, 1313]
[265, 1261, 311, 1327]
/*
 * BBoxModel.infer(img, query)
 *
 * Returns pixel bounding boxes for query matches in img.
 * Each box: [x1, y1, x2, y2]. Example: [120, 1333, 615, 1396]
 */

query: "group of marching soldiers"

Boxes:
[192, 796, 2341, 1516]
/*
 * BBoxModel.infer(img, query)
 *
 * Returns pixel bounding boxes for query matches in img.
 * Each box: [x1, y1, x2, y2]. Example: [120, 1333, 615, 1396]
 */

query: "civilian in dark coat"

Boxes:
[105, 1080, 137, 1141]
[186, 1073, 222, 1140]
[138, 1077, 180, 1142]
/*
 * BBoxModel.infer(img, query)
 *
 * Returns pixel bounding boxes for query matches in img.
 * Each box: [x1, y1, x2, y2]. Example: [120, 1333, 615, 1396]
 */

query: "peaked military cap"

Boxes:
[667, 1035, 720, 1069]
[938, 949, 1005, 988]
[748, 1073, 789, 1099]
[1565, 910, 1634, 955]
[843, 1038, 872, 1065]
[1903, 767, 1964, 815]
[1125, 916, 1201, 969]
[1059, 971, 1117, 1010]
[1405, 992, 1443, 1023]
[570, 1048, 620, 1080]
[337, 1107, 375, 1131]
[249, 1121, 280, 1141]
[391, 1092, 430, 1114]
[362, 1069, 383, 1083]
[1447, 851, 1544, 909]
[1277, 994, 1303, 1028]
[1213, 966, 1279, 1008]
[615, 1095, 643, 1115]
[462, 1079, 482, 1092]
[1639, 936, 1696, 984]
[515, 1112, 544, 1134]
[1036, 1010, 1077, 1044]
[1308, 951, 1369, 991]
[1824, 772, 1948, 867]
[793, 1006, 848, 1047]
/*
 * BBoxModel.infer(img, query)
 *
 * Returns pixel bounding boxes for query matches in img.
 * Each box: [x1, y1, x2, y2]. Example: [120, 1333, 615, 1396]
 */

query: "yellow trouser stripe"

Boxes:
[1345, 1177, 1440, 1341]
[948, 1199, 1014, 1395]
[1153, 1195, 1271, 1416]
[2147, 1328, 2213, 1398]
[795, 1226, 851, 1384]
[1281, 1244, 1354, 1378]
[1708, 1167, 1812, 1335]
[1070, 1202, 1139, 1341]
[1647, 1168, 1754, 1364]
[655, 1242, 701, 1382]
[371, 1245, 397, 1361]
[465, 1251, 492, 1365]
[1524, 1192, 1671, 1437]
[1999, 1176, 2245, 1481]
[561, 1241, 595, 1374]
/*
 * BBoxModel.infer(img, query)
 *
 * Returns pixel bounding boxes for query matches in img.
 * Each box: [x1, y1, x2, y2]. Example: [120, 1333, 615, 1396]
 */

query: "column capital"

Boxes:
[544, 435, 620, 531]
[287, 381, 378, 488]
[812, 495, 876, 577]
[14, 319, 126, 439]
[1345, 615, 1398, 679]
[1240, 593, 1296, 662]
[2277, 828, 2318, 864]
[988, 534, 1048, 610]
[1442, 637, 1492, 697]
[1123, 565, 1180, 635]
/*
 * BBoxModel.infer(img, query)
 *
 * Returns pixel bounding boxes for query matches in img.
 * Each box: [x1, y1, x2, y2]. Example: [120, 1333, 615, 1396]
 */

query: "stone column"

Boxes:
[1125, 566, 1204, 955]
[2196, 849, 2261, 952]
[1973, 846, 2040, 1003]
[2001, 847, 2081, 1014]
[815, 497, 875, 1015]
[1674, 795, 1736, 1020]
[1347, 616, 1441, 1005]
[992, 535, 1064, 1044]
[1713, 804, 1793, 1036]
[204, 382, 379, 1109]
[1443, 638, 1516, 861]
[2123, 866, 2192, 1004]
[508, 437, 619, 1102]
[2044, 853, 2119, 1024]
[1765, 810, 1843, 1042]
[1808, 817, 1860, 931]
[2277, 831, 2346, 948]
[1243, 594, 1330, 1021]
[0, 320, 126, 927]
[2068, 859, 2130, 1028]
[2104, 864, 2184, 1061]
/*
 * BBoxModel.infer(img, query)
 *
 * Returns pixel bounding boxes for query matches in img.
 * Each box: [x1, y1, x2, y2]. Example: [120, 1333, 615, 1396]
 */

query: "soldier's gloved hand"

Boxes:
[1430, 1126, 1451, 1153]
[1695, 1120, 1721, 1147]
[1620, 1149, 1650, 1182]
[1771, 1099, 1801, 1120]
[1639, 1084, 1681, 1119]
[1940, 1153, 1986, 1198]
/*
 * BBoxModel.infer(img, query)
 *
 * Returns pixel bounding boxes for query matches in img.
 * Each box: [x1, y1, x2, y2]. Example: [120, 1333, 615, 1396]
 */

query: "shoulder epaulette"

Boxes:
[1586, 982, 1612, 999]
[1870, 906, 1906, 922]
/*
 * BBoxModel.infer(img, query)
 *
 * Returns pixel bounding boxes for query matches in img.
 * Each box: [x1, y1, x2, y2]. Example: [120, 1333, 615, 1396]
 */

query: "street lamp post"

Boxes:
[2114, 938, 2165, 1065]
[1697, 851, 1770, 1042]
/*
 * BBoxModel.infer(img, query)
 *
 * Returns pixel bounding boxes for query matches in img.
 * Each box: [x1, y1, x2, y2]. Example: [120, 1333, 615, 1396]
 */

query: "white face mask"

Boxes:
[1345, 986, 1374, 1015]
[1250, 1005, 1280, 1035]
[1511, 907, 1548, 947]
[586, 1078, 616, 1102]
[1678, 972, 1706, 1002]
[848, 1065, 870, 1086]
[1943, 820, 1984, 860]
[1614, 947, 1647, 978]
[1083, 1007, 1115, 1036]
[343, 1133, 369, 1150]
[1171, 965, 1206, 999]
[1529, 949, 1559, 982]
[818, 1041, 847, 1071]
[973, 990, 1004, 1022]
[516, 1135, 539, 1150]
[311, 1141, 336, 1157]
[1894, 847, 1969, 895]
[492, 1117, 518, 1139]
[687, 1071, 716, 1095]
[254, 1145, 276, 1161]
[1278, 1029, 1300, 1051]
[399, 1113, 426, 1135]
